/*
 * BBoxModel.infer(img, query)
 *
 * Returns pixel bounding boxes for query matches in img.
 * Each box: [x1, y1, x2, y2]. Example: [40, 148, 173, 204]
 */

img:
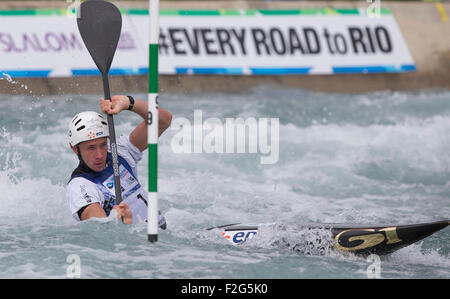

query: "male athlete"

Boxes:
[66, 95, 172, 226]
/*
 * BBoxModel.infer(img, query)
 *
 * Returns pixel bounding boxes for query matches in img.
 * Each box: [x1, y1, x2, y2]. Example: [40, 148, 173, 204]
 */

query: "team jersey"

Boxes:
[66, 135, 166, 228]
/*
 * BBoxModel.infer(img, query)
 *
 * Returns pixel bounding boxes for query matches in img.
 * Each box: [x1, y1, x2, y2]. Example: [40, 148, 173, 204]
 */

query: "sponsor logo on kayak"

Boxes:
[223, 230, 258, 244]
[334, 226, 402, 252]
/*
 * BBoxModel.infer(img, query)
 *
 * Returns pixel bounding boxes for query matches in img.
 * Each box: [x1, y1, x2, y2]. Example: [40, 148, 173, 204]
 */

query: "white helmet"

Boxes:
[68, 111, 109, 147]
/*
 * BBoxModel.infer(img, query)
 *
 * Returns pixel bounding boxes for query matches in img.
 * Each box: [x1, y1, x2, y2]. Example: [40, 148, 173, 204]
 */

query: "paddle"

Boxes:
[77, 0, 123, 204]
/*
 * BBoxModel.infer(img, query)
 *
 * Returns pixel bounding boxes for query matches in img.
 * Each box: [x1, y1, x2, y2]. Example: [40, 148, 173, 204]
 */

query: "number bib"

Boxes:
[70, 153, 166, 228]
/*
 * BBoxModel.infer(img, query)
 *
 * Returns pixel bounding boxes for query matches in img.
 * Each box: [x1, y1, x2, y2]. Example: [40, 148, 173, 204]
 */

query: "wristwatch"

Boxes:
[127, 95, 135, 111]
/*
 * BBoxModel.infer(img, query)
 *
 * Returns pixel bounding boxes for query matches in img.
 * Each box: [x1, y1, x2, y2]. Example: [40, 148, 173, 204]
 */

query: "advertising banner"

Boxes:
[0, 8, 415, 78]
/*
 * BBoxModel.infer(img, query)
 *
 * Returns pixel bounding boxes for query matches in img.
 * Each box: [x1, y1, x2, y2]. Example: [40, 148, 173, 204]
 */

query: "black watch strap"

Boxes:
[127, 95, 135, 111]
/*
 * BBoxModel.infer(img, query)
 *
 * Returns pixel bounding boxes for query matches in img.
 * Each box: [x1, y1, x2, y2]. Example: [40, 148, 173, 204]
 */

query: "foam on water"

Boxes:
[0, 85, 449, 278]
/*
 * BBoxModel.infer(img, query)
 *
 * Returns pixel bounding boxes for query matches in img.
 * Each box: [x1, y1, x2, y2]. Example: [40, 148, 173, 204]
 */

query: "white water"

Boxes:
[0, 83, 448, 278]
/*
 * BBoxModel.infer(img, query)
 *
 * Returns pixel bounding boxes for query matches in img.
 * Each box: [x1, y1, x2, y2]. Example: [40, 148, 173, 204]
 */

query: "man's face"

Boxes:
[73, 137, 108, 172]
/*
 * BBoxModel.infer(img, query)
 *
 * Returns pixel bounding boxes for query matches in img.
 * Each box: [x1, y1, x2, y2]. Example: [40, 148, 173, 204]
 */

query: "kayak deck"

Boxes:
[208, 220, 449, 255]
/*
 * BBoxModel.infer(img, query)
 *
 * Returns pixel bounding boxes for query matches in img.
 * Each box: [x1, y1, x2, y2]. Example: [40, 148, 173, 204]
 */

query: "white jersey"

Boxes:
[66, 135, 166, 227]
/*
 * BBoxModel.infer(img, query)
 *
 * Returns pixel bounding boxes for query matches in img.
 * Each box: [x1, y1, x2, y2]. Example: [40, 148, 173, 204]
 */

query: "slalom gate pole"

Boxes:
[147, 0, 159, 243]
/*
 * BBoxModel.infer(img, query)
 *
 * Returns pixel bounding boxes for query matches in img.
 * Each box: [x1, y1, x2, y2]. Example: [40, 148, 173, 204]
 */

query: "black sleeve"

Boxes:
[77, 204, 92, 220]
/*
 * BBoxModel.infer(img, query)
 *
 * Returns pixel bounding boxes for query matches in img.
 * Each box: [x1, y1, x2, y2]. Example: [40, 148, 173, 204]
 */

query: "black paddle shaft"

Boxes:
[77, 0, 123, 204]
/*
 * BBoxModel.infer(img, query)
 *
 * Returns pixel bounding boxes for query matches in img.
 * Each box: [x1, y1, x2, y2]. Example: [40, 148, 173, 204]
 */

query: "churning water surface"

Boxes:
[0, 80, 449, 278]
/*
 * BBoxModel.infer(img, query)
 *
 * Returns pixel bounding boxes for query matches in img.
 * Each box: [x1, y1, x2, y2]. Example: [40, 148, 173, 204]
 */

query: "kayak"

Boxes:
[207, 220, 449, 255]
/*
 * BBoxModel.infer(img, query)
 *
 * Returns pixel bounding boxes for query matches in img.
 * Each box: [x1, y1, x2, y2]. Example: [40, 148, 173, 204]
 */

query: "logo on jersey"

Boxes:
[80, 184, 92, 203]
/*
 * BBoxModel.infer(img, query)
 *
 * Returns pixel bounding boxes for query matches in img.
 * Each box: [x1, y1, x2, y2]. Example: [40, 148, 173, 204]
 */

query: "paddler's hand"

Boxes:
[112, 202, 133, 224]
[100, 95, 129, 115]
